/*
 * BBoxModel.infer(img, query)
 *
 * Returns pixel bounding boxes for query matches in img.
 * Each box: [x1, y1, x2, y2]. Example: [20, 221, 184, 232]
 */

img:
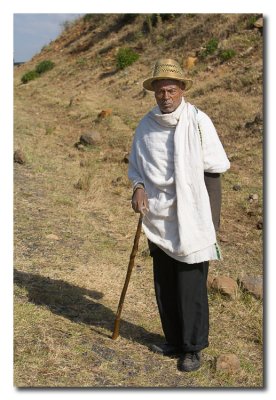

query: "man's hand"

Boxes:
[132, 188, 149, 215]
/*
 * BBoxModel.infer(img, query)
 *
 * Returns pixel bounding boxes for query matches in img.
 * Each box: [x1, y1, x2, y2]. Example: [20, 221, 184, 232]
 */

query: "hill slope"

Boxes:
[14, 13, 263, 387]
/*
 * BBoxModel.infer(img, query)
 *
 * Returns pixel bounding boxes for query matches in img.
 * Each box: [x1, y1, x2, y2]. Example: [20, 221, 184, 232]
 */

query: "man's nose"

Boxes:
[162, 90, 169, 99]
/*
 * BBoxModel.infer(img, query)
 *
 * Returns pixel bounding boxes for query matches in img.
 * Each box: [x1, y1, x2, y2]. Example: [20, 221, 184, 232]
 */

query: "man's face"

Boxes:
[153, 79, 184, 114]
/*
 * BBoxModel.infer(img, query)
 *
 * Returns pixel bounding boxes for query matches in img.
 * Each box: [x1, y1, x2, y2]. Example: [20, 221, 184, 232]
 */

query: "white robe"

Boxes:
[128, 99, 230, 263]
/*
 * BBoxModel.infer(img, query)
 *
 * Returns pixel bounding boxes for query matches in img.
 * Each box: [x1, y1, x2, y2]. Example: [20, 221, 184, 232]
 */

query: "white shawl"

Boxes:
[128, 98, 230, 258]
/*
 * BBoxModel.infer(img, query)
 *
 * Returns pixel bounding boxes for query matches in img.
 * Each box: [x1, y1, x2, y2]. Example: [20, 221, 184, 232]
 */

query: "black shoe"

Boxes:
[149, 343, 182, 356]
[179, 351, 201, 372]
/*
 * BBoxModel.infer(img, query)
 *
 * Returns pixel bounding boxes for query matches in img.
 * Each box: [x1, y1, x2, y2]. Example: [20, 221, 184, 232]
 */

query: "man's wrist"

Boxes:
[133, 182, 145, 193]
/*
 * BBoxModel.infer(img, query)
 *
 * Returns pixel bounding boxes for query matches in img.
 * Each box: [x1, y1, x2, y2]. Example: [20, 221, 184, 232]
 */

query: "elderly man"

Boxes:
[128, 59, 230, 372]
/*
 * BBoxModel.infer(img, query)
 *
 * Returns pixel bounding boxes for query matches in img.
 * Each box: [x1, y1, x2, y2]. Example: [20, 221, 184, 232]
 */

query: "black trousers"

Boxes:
[152, 247, 209, 352]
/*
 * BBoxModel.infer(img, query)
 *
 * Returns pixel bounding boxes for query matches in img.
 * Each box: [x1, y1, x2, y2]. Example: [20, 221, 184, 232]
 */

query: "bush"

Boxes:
[201, 38, 219, 58]
[35, 60, 55, 74]
[219, 49, 236, 62]
[21, 70, 39, 84]
[21, 59, 55, 84]
[116, 48, 139, 70]
[83, 14, 95, 23]
[206, 38, 219, 54]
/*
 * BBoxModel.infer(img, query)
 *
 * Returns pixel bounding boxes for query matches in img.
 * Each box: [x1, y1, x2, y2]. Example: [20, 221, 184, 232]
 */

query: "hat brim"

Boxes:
[143, 77, 193, 92]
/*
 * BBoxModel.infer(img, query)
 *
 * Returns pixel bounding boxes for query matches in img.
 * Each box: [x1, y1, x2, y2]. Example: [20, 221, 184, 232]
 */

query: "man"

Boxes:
[128, 59, 230, 372]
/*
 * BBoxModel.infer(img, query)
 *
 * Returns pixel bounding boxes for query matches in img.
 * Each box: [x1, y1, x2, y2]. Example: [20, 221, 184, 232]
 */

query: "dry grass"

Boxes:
[14, 13, 263, 388]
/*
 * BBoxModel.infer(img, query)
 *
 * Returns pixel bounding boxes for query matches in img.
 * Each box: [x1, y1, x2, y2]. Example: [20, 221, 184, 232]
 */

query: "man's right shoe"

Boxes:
[178, 351, 201, 372]
[149, 343, 182, 356]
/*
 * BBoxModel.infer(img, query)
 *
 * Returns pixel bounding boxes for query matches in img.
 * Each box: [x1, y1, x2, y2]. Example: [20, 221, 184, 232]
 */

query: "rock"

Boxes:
[74, 175, 91, 191]
[185, 56, 198, 69]
[206, 66, 214, 72]
[46, 234, 60, 241]
[141, 248, 151, 257]
[232, 184, 241, 191]
[216, 354, 240, 373]
[238, 275, 263, 299]
[75, 143, 85, 151]
[247, 210, 256, 217]
[228, 153, 238, 162]
[111, 177, 122, 186]
[244, 114, 263, 132]
[14, 150, 26, 164]
[80, 131, 101, 146]
[67, 153, 76, 159]
[80, 160, 89, 167]
[211, 276, 238, 299]
[248, 193, 258, 201]
[97, 109, 112, 119]
[218, 235, 229, 243]
[256, 220, 263, 230]
[241, 46, 254, 57]
[122, 153, 129, 163]
[254, 17, 263, 29]
[207, 274, 215, 290]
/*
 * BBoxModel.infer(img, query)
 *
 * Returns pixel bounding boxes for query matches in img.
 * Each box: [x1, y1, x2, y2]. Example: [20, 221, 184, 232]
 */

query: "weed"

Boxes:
[116, 48, 139, 70]
[45, 126, 56, 135]
[219, 49, 236, 62]
[83, 14, 94, 23]
[54, 196, 74, 207]
[76, 58, 87, 66]
[35, 60, 55, 74]
[74, 173, 92, 191]
[200, 38, 219, 58]
[21, 70, 39, 84]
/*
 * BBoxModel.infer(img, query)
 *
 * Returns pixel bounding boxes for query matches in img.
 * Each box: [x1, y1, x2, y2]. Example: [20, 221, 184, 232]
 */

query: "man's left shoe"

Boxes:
[178, 351, 201, 372]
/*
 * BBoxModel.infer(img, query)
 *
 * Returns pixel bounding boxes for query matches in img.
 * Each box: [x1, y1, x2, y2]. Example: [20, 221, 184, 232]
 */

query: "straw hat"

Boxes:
[143, 58, 193, 92]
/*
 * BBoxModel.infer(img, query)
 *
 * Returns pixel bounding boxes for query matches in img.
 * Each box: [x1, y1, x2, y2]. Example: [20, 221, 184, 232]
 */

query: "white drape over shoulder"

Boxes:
[128, 99, 230, 262]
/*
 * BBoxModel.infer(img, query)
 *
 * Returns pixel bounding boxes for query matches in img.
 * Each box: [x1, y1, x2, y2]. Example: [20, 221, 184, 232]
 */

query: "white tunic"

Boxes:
[128, 100, 230, 264]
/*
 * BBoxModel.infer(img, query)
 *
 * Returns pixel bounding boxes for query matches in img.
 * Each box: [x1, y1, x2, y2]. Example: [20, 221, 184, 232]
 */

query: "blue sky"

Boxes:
[13, 14, 84, 62]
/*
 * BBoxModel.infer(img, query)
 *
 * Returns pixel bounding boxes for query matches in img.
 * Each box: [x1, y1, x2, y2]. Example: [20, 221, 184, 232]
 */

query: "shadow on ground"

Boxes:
[14, 269, 163, 348]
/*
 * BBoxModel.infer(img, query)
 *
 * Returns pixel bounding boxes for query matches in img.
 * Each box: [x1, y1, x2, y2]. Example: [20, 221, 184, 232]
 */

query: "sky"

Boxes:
[13, 13, 84, 62]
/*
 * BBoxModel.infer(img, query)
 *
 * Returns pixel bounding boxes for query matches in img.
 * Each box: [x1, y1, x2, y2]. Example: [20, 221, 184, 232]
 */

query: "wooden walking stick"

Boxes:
[112, 214, 143, 340]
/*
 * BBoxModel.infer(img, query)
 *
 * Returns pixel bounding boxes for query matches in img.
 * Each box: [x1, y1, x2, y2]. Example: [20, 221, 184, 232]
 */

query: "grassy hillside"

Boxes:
[14, 13, 263, 387]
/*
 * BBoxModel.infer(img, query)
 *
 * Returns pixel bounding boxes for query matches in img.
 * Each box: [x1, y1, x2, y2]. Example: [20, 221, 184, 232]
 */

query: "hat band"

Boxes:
[154, 64, 183, 76]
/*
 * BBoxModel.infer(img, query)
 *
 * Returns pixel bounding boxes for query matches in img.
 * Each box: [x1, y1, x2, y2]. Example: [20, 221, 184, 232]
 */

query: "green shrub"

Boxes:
[35, 60, 55, 74]
[206, 38, 219, 54]
[116, 48, 139, 70]
[201, 38, 219, 58]
[83, 14, 93, 22]
[219, 49, 236, 62]
[21, 70, 39, 84]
